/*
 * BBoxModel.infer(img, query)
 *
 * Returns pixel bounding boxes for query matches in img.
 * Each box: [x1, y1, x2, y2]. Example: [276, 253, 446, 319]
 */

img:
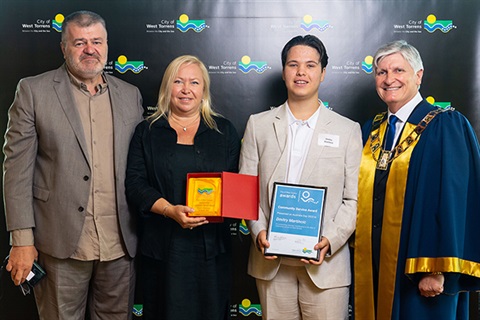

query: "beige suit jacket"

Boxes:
[239, 102, 362, 289]
[3, 65, 144, 258]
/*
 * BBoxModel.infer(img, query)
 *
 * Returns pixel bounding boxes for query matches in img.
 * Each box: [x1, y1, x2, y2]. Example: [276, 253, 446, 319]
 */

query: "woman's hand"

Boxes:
[151, 199, 208, 229]
[164, 204, 208, 229]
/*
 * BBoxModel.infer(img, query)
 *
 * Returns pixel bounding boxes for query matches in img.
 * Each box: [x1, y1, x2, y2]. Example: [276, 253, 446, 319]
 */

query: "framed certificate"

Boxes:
[264, 182, 327, 261]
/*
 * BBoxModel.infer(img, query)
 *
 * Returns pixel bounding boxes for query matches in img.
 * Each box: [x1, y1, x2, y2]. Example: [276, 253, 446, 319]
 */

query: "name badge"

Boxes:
[318, 134, 339, 148]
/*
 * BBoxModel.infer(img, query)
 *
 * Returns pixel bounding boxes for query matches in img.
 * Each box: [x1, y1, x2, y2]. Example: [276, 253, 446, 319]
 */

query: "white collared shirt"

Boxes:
[285, 102, 320, 184]
[388, 92, 423, 148]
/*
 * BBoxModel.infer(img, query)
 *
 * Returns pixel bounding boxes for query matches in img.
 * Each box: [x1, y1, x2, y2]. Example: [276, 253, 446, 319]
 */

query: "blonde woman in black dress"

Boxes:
[126, 55, 240, 320]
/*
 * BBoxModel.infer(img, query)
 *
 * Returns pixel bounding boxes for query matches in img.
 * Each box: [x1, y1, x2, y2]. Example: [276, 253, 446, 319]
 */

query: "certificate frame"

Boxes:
[264, 182, 327, 261]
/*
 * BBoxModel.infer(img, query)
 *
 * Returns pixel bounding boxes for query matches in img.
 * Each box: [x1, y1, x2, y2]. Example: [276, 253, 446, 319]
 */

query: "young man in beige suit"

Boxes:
[239, 35, 362, 320]
[3, 11, 144, 319]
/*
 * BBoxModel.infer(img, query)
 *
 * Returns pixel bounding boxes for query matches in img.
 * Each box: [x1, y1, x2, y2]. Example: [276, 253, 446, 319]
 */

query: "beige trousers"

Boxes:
[256, 264, 349, 320]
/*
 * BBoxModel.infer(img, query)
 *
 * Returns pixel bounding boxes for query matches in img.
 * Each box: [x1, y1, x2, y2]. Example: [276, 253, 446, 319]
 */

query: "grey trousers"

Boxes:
[34, 252, 135, 320]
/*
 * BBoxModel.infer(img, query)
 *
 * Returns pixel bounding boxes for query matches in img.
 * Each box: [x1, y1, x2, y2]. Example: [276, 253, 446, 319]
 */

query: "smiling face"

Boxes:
[61, 22, 108, 83]
[170, 63, 204, 116]
[375, 52, 423, 113]
[282, 45, 326, 103]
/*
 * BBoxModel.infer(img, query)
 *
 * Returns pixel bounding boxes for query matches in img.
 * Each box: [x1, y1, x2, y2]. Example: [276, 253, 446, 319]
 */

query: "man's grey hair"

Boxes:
[373, 40, 424, 73]
[61, 11, 107, 43]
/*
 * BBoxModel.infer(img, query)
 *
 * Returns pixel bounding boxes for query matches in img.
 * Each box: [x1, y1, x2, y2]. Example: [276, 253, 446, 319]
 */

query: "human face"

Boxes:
[170, 63, 204, 116]
[61, 23, 108, 83]
[282, 45, 326, 102]
[375, 52, 423, 113]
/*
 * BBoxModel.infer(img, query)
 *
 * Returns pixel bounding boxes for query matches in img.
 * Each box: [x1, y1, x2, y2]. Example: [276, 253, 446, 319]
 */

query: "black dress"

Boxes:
[126, 116, 240, 320]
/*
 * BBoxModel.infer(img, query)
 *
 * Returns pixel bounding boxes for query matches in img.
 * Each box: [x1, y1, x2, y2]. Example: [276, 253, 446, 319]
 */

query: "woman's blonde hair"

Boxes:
[148, 55, 219, 130]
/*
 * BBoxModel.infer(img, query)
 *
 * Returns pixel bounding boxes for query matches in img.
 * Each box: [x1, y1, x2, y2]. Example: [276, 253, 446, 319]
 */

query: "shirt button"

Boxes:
[83, 176, 89, 181]
[78, 207, 85, 212]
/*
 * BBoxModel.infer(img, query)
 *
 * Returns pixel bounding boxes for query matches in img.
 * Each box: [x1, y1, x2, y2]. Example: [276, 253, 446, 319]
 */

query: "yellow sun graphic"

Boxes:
[241, 55, 251, 65]
[179, 14, 189, 24]
[426, 14, 437, 24]
[303, 15, 313, 24]
[55, 14, 65, 23]
[426, 96, 435, 105]
[117, 55, 128, 65]
[364, 55, 374, 65]
[241, 299, 251, 308]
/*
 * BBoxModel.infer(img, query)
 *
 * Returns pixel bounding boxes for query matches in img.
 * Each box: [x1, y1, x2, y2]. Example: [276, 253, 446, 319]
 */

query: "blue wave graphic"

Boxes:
[300, 22, 330, 32]
[238, 64, 268, 74]
[239, 224, 250, 235]
[423, 22, 453, 33]
[52, 21, 62, 32]
[362, 63, 373, 74]
[176, 22, 207, 33]
[132, 305, 143, 317]
[115, 63, 145, 74]
[239, 306, 262, 317]
[301, 198, 318, 204]
[198, 189, 213, 195]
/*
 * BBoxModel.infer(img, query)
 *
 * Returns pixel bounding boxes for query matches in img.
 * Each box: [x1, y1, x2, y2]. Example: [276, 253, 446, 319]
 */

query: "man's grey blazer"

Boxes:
[3, 64, 144, 259]
[239, 102, 362, 289]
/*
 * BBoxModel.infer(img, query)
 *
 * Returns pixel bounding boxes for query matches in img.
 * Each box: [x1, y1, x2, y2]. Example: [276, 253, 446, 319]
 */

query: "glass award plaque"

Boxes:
[187, 177, 222, 217]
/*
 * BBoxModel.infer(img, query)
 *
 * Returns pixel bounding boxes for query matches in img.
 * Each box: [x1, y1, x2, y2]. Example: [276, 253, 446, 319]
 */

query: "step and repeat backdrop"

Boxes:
[1, 0, 479, 319]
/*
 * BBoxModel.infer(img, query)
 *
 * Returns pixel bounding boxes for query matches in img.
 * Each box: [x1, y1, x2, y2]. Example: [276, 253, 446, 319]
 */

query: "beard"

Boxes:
[66, 53, 107, 81]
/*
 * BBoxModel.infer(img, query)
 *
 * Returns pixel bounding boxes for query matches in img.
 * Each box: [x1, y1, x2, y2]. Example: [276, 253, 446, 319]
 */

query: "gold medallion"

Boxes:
[369, 107, 449, 171]
[376, 150, 392, 170]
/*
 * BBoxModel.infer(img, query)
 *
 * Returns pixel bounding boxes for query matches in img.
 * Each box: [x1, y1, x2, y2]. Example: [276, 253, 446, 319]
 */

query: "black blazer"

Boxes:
[125, 115, 241, 260]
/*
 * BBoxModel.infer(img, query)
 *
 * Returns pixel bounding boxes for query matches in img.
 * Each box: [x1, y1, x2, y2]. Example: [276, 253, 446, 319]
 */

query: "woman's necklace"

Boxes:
[169, 113, 200, 132]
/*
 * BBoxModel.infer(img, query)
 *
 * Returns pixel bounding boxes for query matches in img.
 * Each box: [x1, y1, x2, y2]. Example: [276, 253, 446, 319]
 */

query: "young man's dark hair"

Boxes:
[281, 35, 329, 69]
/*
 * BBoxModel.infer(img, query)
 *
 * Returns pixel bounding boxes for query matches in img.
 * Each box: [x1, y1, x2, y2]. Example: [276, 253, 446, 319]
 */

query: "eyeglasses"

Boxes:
[19, 282, 32, 296]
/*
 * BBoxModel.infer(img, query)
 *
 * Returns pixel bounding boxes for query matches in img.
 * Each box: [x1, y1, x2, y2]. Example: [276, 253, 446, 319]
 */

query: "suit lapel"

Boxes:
[272, 104, 289, 154]
[53, 65, 91, 167]
[267, 104, 290, 200]
[299, 104, 330, 183]
[107, 76, 126, 169]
